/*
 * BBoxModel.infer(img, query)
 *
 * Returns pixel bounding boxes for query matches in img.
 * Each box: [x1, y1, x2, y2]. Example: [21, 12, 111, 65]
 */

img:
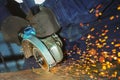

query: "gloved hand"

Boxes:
[29, 6, 61, 37]
[1, 16, 29, 45]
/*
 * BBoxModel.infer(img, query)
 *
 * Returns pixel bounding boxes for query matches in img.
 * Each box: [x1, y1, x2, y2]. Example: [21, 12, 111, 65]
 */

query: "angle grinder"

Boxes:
[1, 6, 63, 71]
[20, 26, 63, 71]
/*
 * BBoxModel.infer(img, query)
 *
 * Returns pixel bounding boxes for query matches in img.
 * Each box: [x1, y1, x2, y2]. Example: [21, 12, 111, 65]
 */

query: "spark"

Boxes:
[49, 6, 120, 80]
[109, 16, 115, 20]
[118, 52, 120, 57]
[117, 5, 120, 10]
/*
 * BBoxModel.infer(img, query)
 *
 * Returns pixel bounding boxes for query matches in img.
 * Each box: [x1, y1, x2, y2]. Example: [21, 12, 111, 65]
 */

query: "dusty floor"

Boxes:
[0, 59, 120, 80]
[0, 68, 74, 80]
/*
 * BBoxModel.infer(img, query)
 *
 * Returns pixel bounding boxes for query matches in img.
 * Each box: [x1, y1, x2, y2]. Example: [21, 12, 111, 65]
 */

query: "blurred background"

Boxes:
[0, 1, 120, 79]
[0, 32, 24, 72]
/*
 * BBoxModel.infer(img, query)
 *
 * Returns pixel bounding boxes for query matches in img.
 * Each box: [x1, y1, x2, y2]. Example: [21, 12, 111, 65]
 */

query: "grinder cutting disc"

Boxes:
[22, 36, 56, 71]
[33, 47, 49, 70]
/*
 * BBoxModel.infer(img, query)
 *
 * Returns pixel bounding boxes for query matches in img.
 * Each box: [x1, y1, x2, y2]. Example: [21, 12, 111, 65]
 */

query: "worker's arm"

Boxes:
[14, 0, 45, 4]
[14, 0, 45, 15]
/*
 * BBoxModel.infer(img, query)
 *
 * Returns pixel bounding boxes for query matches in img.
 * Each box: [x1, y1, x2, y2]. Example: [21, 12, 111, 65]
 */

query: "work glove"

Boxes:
[1, 16, 29, 45]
